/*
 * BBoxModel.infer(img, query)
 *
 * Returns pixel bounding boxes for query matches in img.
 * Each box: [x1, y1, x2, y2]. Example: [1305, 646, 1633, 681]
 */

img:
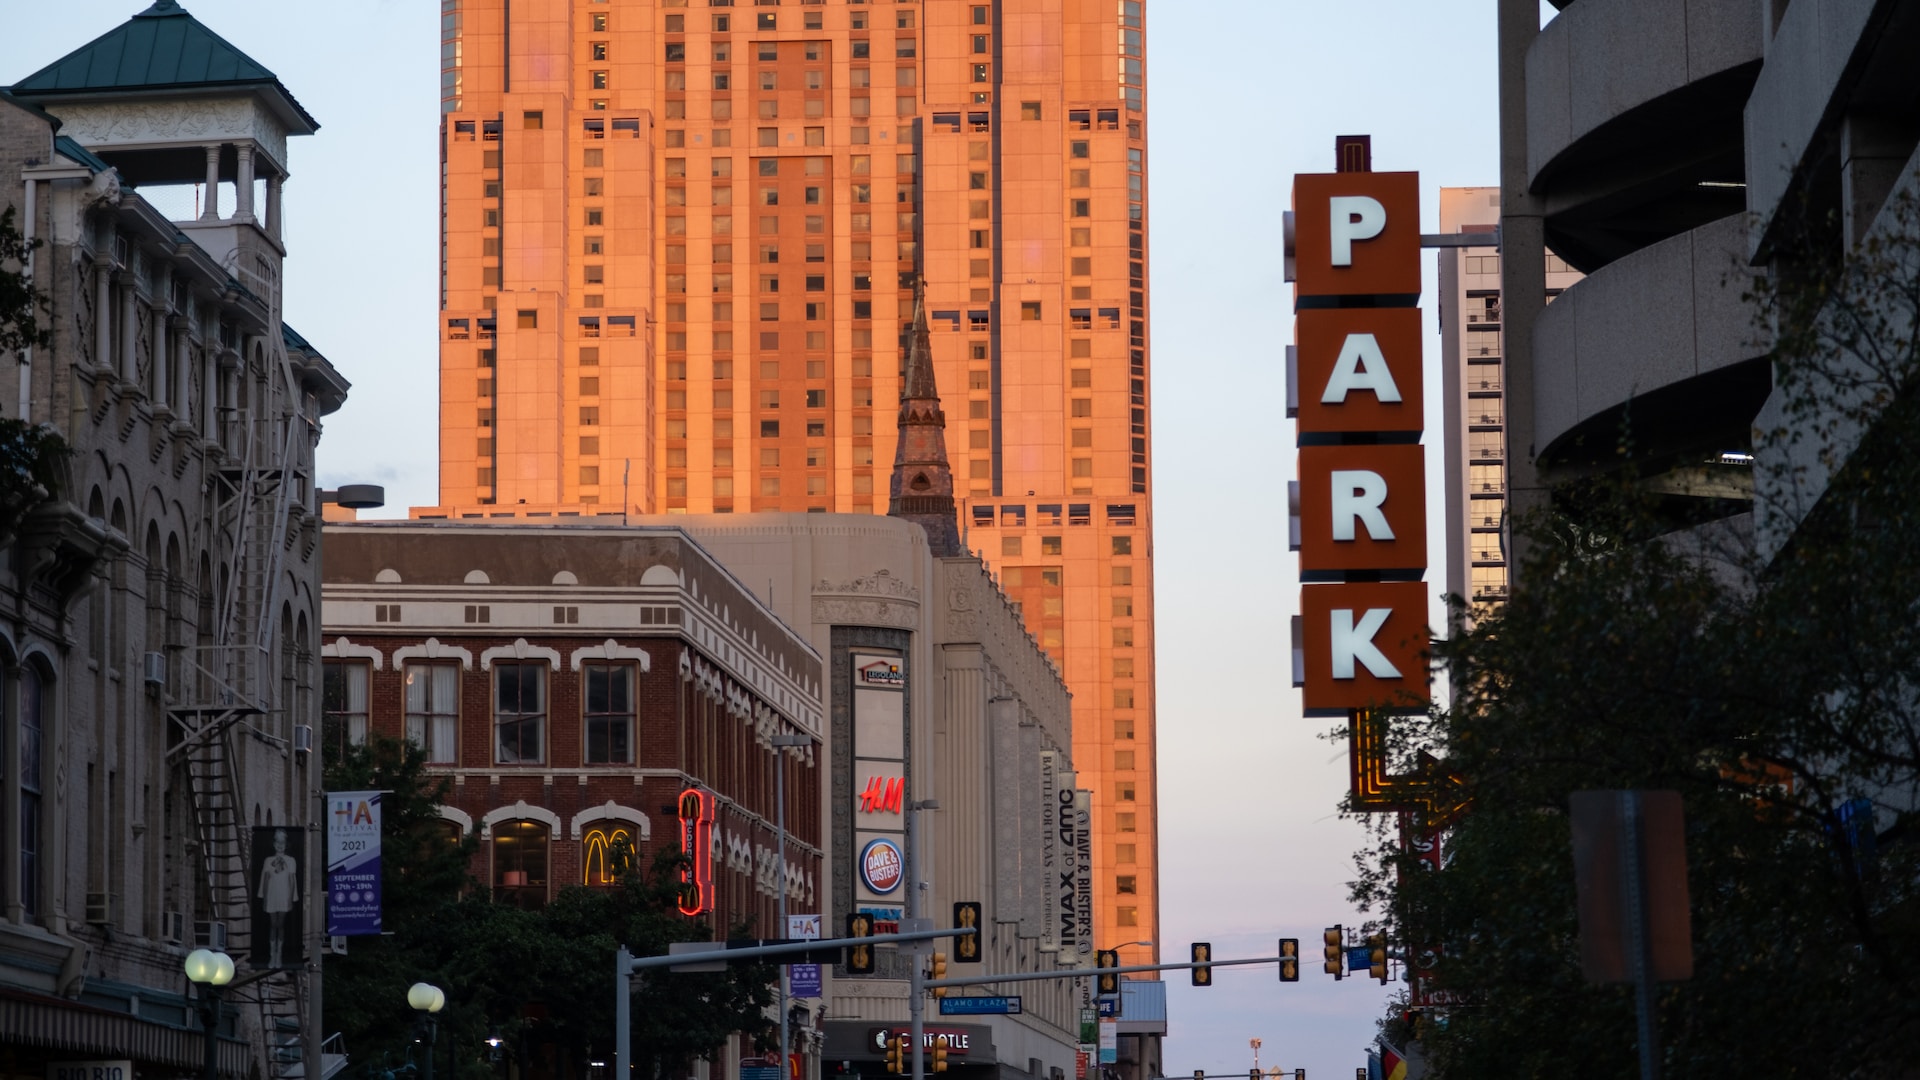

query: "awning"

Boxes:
[0, 985, 250, 1076]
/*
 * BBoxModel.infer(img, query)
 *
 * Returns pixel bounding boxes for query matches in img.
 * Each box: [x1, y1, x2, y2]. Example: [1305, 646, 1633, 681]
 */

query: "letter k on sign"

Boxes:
[1300, 581, 1429, 713]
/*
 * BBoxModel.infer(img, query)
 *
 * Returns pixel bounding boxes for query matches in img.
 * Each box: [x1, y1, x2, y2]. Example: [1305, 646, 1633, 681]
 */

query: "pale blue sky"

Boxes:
[4, 2, 1509, 1074]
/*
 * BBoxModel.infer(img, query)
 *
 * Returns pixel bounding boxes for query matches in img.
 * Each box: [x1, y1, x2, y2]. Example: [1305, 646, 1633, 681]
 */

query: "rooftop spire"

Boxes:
[887, 285, 963, 556]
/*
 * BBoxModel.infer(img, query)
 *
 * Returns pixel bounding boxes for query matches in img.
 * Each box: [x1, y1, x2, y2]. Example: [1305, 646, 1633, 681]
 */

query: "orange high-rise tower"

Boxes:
[428, 0, 1155, 959]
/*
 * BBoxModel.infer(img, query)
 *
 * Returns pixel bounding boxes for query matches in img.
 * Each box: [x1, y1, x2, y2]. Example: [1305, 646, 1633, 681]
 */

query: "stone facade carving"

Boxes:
[52, 97, 290, 170]
[810, 596, 920, 629]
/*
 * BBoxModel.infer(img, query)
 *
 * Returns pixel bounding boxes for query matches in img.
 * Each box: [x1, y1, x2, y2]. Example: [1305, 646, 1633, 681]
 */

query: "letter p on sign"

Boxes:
[1291, 172, 1421, 308]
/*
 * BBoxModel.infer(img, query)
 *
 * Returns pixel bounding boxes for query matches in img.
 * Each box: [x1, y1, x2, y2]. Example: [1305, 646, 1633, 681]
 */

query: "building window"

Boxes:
[585, 664, 635, 765]
[1117, 906, 1139, 927]
[495, 663, 547, 764]
[492, 820, 549, 907]
[581, 823, 635, 886]
[17, 667, 43, 918]
[1116, 875, 1137, 895]
[322, 661, 370, 756]
[404, 663, 460, 764]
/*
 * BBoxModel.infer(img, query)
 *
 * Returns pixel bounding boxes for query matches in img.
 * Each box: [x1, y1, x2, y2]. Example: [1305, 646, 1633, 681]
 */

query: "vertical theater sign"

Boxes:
[1288, 142, 1470, 1008]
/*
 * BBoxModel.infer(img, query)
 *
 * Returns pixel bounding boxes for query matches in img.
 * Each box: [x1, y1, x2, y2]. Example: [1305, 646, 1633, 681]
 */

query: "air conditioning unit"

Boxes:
[162, 909, 186, 943]
[143, 652, 167, 689]
[195, 920, 228, 950]
[85, 891, 112, 925]
[293, 724, 313, 754]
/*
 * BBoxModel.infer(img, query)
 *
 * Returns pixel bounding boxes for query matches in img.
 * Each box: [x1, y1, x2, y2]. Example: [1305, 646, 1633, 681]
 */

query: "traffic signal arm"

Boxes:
[624, 925, 975, 973]
[920, 951, 1293, 989]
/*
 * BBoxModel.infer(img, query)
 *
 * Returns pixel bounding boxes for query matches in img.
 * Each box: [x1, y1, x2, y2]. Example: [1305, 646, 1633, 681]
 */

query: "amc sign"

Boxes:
[1289, 168, 1432, 717]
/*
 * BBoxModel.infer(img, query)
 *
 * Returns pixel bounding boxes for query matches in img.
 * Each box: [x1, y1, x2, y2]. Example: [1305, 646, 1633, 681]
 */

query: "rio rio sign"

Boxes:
[1288, 160, 1432, 717]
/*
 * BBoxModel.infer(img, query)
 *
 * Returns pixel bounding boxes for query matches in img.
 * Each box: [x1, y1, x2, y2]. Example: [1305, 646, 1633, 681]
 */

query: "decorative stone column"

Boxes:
[202, 144, 222, 221]
[94, 258, 114, 373]
[235, 144, 256, 223]
[120, 283, 139, 384]
[175, 325, 193, 416]
[151, 300, 168, 406]
[265, 174, 283, 240]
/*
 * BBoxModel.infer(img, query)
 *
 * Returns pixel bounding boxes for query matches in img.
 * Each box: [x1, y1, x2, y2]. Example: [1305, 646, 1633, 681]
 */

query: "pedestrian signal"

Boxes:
[1095, 949, 1121, 995]
[953, 902, 982, 962]
[1191, 942, 1213, 987]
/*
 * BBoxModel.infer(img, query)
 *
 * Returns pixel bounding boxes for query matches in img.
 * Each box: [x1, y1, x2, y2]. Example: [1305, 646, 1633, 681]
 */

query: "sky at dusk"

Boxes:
[3, 2, 1511, 1074]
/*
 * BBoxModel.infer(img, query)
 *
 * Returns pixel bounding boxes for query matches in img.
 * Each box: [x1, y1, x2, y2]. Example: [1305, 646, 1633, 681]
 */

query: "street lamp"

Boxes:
[184, 948, 236, 1080]
[408, 982, 446, 1080]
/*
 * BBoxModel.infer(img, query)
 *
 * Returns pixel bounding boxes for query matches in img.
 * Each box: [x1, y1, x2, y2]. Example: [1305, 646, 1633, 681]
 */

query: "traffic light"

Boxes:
[953, 902, 982, 962]
[884, 1034, 905, 1075]
[1095, 949, 1121, 995]
[1323, 926, 1344, 979]
[1278, 938, 1299, 982]
[1250, 1070, 1259, 1080]
[1194, 1071, 1204, 1080]
[846, 912, 875, 975]
[928, 952, 949, 997]
[1367, 933, 1389, 984]
[931, 1042, 950, 1074]
[1190, 942, 1212, 987]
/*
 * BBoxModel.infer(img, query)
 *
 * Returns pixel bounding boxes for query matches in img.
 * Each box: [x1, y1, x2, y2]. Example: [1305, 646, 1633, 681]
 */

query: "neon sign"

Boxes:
[859, 775, 905, 814]
[677, 787, 716, 916]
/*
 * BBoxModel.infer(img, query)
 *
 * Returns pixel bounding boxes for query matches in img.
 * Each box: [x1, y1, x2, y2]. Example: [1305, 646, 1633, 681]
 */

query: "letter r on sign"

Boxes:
[1330, 470, 1393, 542]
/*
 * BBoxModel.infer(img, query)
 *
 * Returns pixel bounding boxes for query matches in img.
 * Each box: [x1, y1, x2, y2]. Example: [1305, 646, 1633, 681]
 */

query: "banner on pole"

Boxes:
[326, 791, 382, 937]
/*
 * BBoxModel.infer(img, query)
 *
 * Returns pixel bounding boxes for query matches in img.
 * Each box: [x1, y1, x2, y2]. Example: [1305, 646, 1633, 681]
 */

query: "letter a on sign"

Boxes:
[1294, 308, 1422, 438]
[1299, 581, 1430, 714]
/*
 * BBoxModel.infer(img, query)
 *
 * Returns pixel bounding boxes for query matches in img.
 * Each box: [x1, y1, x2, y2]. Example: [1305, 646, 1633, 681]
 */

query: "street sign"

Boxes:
[938, 996, 1022, 1016]
[1096, 997, 1121, 1018]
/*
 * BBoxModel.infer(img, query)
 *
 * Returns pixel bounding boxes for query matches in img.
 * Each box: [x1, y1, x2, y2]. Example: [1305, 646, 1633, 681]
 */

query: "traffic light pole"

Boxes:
[922, 953, 1286, 989]
[906, 799, 926, 1080]
[615, 926, 974, 1080]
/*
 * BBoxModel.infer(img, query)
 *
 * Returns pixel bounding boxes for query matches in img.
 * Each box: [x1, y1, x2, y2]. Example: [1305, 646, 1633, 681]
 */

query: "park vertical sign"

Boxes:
[1288, 162, 1432, 717]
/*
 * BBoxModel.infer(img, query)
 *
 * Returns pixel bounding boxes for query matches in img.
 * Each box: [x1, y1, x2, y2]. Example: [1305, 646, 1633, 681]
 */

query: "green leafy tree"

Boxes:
[1349, 181, 1920, 1077]
[0, 204, 66, 531]
[322, 738, 777, 1080]
[0, 205, 51, 356]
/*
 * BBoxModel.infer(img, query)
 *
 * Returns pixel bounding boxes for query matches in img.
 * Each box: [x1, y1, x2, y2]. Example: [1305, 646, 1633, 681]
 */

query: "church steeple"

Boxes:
[887, 291, 963, 556]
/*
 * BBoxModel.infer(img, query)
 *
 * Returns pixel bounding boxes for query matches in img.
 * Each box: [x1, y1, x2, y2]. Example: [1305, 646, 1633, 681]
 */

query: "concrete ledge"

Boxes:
[1528, 0, 1761, 190]
[1533, 214, 1765, 460]
[1744, 0, 1882, 252]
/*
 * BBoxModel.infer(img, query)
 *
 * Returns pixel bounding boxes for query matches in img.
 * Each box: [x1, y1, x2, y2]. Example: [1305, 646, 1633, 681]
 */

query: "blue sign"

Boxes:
[790, 963, 822, 998]
[326, 791, 382, 937]
[939, 996, 1022, 1016]
[1096, 997, 1121, 1018]
[1346, 945, 1372, 972]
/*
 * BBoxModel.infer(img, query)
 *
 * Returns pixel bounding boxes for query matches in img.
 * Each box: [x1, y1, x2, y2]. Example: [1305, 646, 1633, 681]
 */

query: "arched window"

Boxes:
[18, 665, 44, 919]
[580, 823, 635, 887]
[492, 820, 549, 908]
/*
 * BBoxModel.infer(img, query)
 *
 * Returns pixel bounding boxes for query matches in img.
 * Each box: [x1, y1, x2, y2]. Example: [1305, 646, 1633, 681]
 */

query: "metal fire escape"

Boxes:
[168, 326, 314, 1080]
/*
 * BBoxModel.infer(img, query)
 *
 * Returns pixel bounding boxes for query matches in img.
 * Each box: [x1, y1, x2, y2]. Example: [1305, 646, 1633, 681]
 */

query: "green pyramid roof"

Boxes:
[9, 0, 317, 133]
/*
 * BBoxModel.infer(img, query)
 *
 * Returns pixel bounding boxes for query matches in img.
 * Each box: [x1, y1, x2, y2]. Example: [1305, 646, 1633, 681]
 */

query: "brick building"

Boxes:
[321, 524, 824, 934]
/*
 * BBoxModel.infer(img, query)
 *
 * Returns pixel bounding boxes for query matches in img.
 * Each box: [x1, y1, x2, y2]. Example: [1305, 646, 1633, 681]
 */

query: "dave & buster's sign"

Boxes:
[1289, 167, 1432, 716]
